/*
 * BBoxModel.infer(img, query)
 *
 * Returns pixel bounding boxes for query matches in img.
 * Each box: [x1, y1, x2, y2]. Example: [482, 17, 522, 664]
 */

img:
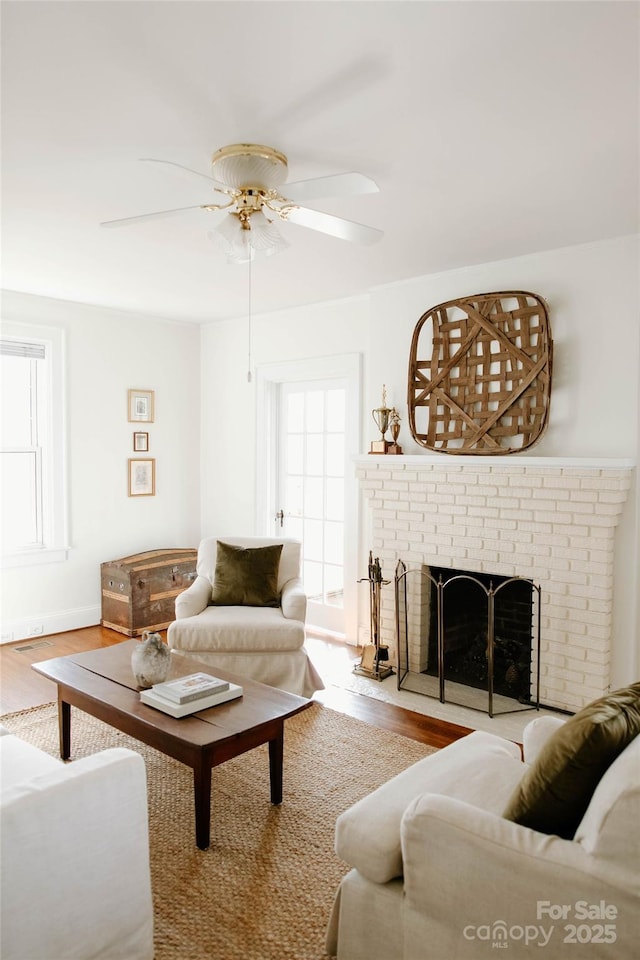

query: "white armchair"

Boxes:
[327, 715, 640, 960]
[167, 536, 324, 698]
[1, 726, 154, 960]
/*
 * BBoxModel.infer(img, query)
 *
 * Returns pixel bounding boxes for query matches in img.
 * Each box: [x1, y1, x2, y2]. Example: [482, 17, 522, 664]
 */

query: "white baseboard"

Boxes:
[1, 605, 101, 644]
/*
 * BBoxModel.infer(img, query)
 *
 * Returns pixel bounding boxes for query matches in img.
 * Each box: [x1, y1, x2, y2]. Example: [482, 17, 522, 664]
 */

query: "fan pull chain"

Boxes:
[247, 255, 253, 383]
[247, 257, 251, 383]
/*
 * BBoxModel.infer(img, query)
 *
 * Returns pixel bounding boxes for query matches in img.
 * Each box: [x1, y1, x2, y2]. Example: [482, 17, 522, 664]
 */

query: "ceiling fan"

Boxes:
[100, 143, 383, 261]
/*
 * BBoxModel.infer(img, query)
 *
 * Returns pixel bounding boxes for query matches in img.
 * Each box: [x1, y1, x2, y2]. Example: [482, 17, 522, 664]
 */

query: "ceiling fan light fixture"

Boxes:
[249, 210, 290, 256]
[208, 210, 288, 264]
[211, 143, 289, 191]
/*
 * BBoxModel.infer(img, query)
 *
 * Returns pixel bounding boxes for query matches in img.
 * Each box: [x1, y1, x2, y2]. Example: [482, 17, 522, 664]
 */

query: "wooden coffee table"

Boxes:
[33, 640, 313, 849]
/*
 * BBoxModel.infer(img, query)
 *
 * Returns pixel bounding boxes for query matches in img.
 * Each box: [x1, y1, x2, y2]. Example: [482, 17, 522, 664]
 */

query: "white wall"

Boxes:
[1, 291, 201, 641]
[367, 236, 639, 458]
[200, 296, 371, 537]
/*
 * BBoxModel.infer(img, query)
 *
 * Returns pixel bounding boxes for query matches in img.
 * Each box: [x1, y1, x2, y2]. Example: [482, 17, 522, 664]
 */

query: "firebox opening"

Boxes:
[425, 567, 534, 705]
[395, 560, 540, 716]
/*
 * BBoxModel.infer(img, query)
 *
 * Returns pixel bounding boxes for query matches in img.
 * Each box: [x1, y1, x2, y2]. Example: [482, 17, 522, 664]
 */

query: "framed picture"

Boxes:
[128, 389, 155, 423]
[133, 431, 149, 452]
[128, 458, 155, 497]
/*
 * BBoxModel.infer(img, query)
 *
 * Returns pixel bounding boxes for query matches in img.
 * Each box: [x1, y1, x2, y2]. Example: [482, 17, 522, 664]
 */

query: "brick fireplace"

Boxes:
[356, 455, 634, 712]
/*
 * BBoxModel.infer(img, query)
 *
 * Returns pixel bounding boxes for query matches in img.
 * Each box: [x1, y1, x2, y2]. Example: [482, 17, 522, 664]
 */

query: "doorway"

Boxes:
[255, 354, 361, 641]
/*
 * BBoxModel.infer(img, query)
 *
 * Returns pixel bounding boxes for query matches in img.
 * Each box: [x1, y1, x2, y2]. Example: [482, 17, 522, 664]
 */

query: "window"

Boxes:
[1, 323, 67, 566]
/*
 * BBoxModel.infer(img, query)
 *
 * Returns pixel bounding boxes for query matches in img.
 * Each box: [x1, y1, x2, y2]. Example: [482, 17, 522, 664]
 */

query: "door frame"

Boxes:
[255, 353, 362, 642]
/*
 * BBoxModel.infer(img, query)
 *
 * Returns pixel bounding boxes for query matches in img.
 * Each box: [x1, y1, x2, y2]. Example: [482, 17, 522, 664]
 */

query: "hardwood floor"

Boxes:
[0, 625, 471, 748]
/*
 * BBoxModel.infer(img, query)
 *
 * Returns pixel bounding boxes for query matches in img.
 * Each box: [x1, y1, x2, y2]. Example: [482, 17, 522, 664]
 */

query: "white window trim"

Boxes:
[1, 321, 69, 567]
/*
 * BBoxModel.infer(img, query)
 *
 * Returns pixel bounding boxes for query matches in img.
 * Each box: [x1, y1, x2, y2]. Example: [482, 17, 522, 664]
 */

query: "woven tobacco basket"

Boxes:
[408, 291, 553, 455]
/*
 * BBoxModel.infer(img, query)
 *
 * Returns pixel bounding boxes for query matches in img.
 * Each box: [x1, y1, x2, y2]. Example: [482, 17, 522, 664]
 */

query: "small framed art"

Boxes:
[128, 389, 155, 423]
[128, 458, 155, 497]
[133, 431, 149, 452]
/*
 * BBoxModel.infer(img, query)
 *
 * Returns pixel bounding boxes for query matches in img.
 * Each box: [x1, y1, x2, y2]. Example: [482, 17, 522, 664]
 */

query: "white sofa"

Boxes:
[0, 725, 154, 960]
[167, 536, 324, 698]
[327, 716, 640, 960]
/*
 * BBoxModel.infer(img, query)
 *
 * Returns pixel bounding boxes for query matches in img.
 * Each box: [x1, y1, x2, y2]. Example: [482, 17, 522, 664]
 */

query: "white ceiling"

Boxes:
[2, 1, 638, 324]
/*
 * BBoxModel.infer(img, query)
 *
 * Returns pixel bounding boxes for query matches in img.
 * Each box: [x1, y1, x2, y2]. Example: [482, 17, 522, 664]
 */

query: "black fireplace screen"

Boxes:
[395, 561, 541, 716]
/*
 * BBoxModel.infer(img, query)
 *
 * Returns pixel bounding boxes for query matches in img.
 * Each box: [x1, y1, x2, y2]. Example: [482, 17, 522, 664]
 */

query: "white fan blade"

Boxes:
[139, 158, 229, 193]
[284, 172, 379, 202]
[100, 204, 211, 228]
[283, 205, 383, 245]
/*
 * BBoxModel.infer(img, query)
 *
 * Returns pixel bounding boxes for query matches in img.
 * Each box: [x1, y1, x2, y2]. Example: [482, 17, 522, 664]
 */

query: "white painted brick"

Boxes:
[478, 486, 501, 499]
[455, 494, 488, 507]
[567, 500, 597, 515]
[566, 631, 610, 660]
[544, 476, 581, 489]
[535, 510, 574, 524]
[562, 524, 592, 539]
[580, 658, 611, 677]
[536, 533, 571, 548]
[449, 547, 470, 563]
[587, 573, 614, 590]
[582, 649, 611, 666]
[468, 505, 500, 518]
[570, 489, 602, 502]
[570, 609, 611, 628]
[460, 514, 485, 528]
[517, 520, 552, 532]
[507, 475, 544, 488]
[544, 581, 569, 597]
[361, 478, 384, 490]
[587, 547, 615, 565]
[581, 475, 631, 489]
[588, 510, 624, 527]
[404, 550, 430, 563]
[533, 487, 572, 501]
[385, 519, 409, 531]
[598, 489, 632, 504]
[573, 583, 611, 601]
[426, 533, 454, 548]
[406, 529, 427, 543]
[429, 493, 457, 504]
[572, 558, 613, 577]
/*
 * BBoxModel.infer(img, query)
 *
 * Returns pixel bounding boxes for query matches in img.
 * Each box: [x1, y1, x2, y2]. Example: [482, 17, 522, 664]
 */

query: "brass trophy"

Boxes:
[369, 385, 393, 454]
[388, 407, 403, 455]
[370, 386, 403, 455]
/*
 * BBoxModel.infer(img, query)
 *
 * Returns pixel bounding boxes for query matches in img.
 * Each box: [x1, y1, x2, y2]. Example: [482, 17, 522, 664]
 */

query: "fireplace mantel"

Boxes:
[354, 454, 635, 470]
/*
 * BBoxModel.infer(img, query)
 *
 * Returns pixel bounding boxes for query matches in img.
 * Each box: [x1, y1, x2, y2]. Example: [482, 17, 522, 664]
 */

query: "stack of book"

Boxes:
[140, 671, 243, 718]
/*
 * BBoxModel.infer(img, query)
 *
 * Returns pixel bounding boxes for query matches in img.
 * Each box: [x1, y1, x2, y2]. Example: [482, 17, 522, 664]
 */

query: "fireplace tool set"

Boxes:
[354, 552, 394, 681]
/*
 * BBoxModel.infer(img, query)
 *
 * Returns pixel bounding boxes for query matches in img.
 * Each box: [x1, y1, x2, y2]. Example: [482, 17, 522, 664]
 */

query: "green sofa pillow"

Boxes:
[211, 541, 283, 607]
[503, 682, 640, 839]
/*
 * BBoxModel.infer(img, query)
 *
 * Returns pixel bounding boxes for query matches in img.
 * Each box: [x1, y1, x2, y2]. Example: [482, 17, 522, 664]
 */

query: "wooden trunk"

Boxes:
[100, 548, 197, 637]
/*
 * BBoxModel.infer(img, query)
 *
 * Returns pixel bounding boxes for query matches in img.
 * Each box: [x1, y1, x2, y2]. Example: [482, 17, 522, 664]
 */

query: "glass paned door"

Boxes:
[277, 380, 347, 634]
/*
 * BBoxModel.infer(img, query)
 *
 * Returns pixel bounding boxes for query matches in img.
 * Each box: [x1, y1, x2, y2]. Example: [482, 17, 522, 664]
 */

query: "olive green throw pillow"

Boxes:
[211, 541, 283, 607]
[503, 682, 640, 839]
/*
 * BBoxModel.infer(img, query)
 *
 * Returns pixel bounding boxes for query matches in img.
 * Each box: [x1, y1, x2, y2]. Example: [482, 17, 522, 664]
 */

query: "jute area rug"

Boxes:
[2, 701, 434, 960]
